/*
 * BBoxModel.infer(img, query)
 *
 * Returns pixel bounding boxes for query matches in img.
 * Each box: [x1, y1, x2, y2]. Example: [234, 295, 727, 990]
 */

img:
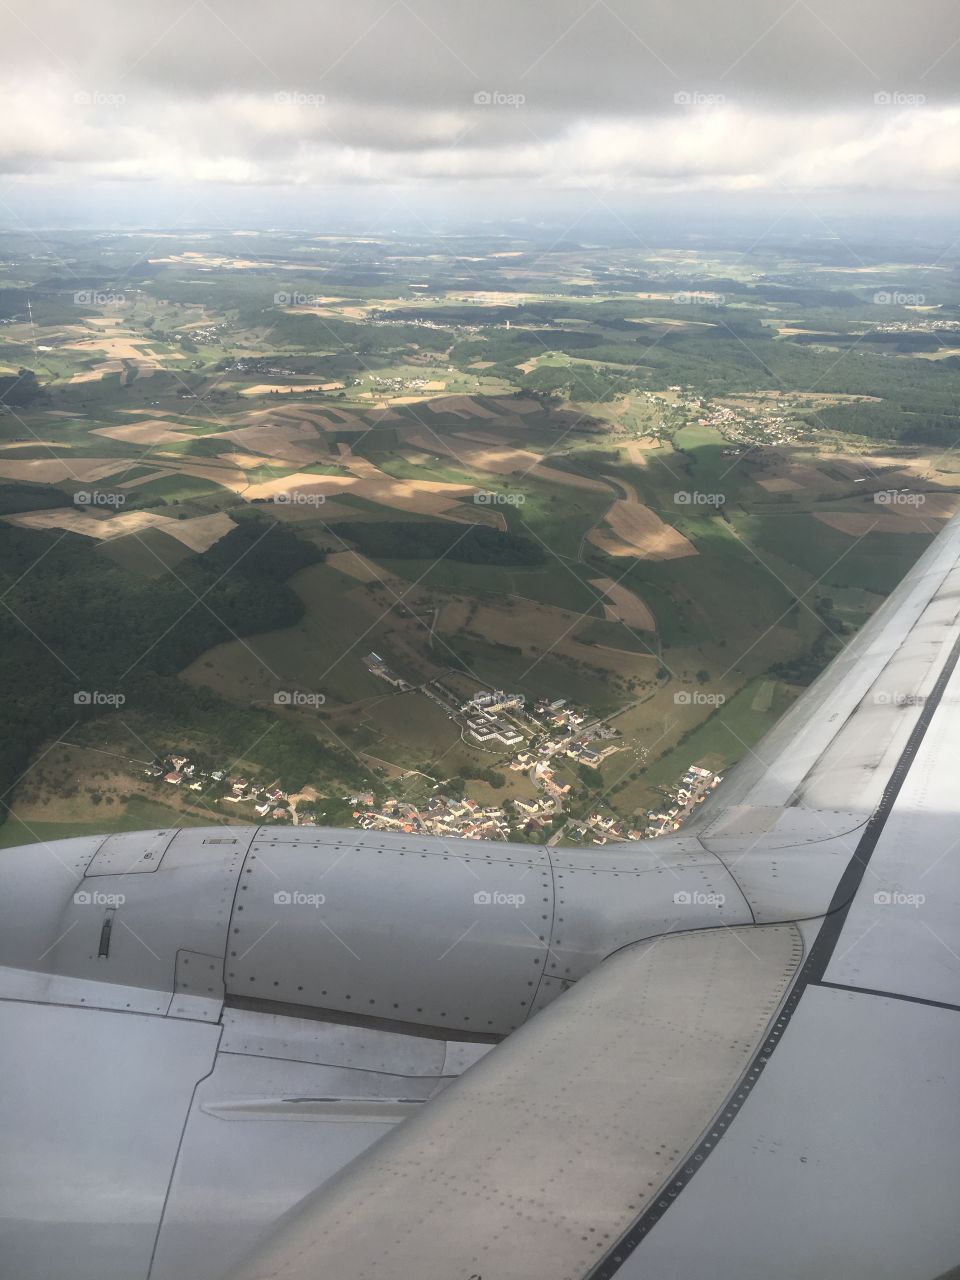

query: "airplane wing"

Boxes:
[3, 515, 960, 1279]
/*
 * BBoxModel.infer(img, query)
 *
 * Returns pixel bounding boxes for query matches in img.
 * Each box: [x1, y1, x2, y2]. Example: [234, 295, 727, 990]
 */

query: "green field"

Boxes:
[1, 223, 957, 838]
[0, 796, 213, 849]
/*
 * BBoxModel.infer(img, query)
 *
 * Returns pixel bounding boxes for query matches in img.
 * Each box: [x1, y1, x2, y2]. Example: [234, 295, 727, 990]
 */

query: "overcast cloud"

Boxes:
[1, 0, 959, 219]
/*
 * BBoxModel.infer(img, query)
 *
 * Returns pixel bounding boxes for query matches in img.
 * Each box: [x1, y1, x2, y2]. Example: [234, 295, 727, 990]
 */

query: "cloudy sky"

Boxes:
[1, 0, 959, 225]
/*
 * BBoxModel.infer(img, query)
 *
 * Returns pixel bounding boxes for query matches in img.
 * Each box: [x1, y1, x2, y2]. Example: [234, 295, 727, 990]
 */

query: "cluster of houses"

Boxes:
[361, 667, 623, 782]
[507, 697, 623, 774]
[221, 779, 294, 822]
[222, 357, 300, 376]
[639, 386, 803, 450]
[364, 375, 438, 393]
[567, 813, 645, 845]
[172, 322, 229, 346]
[368, 314, 453, 333]
[348, 671, 638, 841]
[647, 764, 722, 837]
[871, 318, 960, 334]
[697, 398, 803, 449]
[353, 794, 511, 841]
[144, 752, 317, 826]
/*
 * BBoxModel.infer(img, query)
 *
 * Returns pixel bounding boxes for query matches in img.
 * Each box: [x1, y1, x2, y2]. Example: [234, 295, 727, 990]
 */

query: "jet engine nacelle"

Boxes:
[0, 826, 748, 1036]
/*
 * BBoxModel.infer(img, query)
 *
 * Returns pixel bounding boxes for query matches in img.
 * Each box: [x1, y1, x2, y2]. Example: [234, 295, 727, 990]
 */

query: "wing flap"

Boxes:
[228, 924, 803, 1280]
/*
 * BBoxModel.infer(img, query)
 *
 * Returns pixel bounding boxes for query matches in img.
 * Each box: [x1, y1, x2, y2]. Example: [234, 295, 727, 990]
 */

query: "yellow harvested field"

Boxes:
[162, 511, 237, 551]
[243, 464, 477, 520]
[899, 492, 960, 518]
[121, 409, 178, 418]
[64, 336, 164, 361]
[0, 457, 127, 484]
[220, 421, 327, 465]
[406, 431, 611, 494]
[222, 420, 318, 447]
[529, 463, 613, 494]
[588, 479, 698, 560]
[424, 395, 496, 418]
[620, 439, 662, 465]
[446, 290, 535, 302]
[822, 452, 951, 483]
[1, 507, 235, 551]
[117, 469, 178, 489]
[3, 509, 159, 538]
[590, 578, 656, 630]
[151, 251, 271, 270]
[70, 361, 124, 383]
[754, 460, 833, 494]
[406, 430, 528, 472]
[238, 382, 345, 395]
[93, 421, 195, 445]
[325, 550, 386, 582]
[815, 497, 960, 536]
[216, 451, 285, 470]
[0, 439, 64, 450]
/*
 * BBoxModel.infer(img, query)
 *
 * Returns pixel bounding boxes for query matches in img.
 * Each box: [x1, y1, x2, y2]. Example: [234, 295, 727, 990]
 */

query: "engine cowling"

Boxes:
[0, 826, 748, 1036]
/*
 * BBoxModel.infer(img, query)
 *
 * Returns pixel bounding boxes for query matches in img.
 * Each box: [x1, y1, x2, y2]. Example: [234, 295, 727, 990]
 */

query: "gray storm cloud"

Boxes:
[0, 0, 958, 206]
